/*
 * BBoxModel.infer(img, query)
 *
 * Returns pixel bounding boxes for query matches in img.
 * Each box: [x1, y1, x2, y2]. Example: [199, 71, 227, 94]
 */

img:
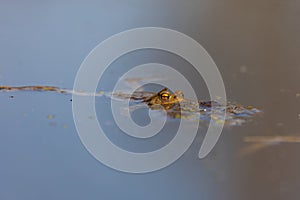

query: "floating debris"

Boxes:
[0, 85, 105, 97]
[239, 135, 300, 157]
[244, 136, 300, 144]
[279, 88, 293, 93]
[124, 76, 164, 89]
[47, 115, 55, 119]
[0, 85, 65, 93]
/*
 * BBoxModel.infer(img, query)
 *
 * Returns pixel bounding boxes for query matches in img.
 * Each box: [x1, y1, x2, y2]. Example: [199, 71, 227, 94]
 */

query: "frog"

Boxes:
[125, 87, 260, 124]
[143, 88, 184, 110]
[0, 85, 261, 125]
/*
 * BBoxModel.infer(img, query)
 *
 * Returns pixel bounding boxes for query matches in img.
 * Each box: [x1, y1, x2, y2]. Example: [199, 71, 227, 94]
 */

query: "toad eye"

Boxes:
[160, 92, 170, 100]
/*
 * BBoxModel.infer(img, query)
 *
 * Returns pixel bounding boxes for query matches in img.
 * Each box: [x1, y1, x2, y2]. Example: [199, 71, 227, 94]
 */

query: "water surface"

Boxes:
[1, 1, 300, 200]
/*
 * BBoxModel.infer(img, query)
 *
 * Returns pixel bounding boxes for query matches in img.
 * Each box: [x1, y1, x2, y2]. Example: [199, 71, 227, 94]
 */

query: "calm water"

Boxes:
[1, 1, 300, 200]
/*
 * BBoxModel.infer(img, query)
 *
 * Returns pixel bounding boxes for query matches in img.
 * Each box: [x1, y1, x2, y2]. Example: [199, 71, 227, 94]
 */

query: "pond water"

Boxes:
[1, 1, 300, 200]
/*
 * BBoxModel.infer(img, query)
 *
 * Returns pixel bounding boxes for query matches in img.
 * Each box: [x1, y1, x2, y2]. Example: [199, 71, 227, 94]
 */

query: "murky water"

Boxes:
[1, 1, 300, 200]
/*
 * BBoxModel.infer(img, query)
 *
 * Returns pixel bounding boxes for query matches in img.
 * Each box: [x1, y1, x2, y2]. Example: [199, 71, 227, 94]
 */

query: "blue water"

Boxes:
[1, 1, 300, 200]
